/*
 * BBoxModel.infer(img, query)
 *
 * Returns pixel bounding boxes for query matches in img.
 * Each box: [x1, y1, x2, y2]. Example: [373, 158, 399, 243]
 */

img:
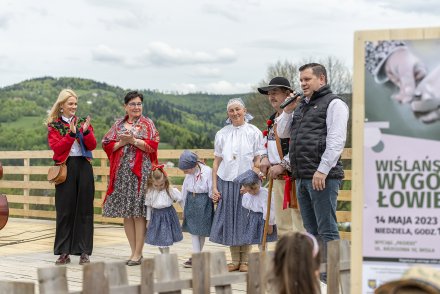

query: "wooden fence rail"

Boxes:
[0, 240, 351, 294]
[0, 149, 352, 239]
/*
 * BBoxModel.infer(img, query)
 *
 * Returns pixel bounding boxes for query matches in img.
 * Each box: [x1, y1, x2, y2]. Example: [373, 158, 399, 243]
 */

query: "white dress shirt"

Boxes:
[276, 99, 349, 175]
[214, 122, 265, 181]
[181, 164, 213, 198]
[265, 115, 290, 165]
[241, 187, 276, 225]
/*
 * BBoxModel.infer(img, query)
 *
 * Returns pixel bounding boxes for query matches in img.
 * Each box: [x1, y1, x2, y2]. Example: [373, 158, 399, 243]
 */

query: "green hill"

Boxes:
[0, 77, 251, 151]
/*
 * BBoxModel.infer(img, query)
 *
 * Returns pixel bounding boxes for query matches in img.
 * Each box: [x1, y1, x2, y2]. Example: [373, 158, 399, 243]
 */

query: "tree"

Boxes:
[261, 56, 352, 95]
[265, 60, 301, 90]
[246, 56, 352, 129]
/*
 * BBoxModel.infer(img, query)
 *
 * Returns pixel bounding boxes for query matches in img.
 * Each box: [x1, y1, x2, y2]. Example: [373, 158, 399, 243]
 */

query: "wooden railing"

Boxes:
[0, 149, 352, 239]
[0, 240, 351, 294]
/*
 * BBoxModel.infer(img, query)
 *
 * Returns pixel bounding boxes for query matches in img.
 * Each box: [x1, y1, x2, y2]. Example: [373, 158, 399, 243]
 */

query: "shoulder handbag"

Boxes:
[48, 163, 67, 185]
[0, 194, 9, 230]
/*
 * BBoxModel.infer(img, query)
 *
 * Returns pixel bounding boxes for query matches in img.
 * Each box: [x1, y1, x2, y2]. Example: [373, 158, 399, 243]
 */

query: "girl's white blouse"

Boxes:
[181, 164, 213, 203]
[145, 187, 182, 209]
[241, 187, 276, 225]
[214, 122, 265, 181]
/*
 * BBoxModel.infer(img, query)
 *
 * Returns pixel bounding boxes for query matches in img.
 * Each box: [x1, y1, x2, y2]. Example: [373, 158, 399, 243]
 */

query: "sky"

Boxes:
[0, 0, 439, 94]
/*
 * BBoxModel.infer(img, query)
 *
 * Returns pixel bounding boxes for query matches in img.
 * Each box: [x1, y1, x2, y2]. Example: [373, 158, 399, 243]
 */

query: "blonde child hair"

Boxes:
[146, 167, 171, 196]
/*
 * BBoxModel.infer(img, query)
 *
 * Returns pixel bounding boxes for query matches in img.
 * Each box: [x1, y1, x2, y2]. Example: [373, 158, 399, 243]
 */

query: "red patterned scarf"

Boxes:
[102, 115, 159, 203]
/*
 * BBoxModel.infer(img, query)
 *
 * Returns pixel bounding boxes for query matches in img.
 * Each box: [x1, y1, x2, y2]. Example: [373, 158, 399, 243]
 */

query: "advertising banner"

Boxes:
[362, 39, 440, 293]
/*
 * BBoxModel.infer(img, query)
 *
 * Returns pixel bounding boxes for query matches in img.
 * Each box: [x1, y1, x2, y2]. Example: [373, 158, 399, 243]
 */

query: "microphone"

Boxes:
[280, 90, 303, 109]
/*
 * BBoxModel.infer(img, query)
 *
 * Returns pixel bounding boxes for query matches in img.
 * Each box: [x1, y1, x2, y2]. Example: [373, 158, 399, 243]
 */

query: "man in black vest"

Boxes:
[257, 77, 304, 237]
[277, 63, 349, 281]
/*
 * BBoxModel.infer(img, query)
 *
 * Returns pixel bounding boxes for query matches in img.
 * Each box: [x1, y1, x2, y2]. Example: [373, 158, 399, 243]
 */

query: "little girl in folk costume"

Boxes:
[144, 165, 183, 254]
[178, 150, 214, 268]
[235, 170, 277, 249]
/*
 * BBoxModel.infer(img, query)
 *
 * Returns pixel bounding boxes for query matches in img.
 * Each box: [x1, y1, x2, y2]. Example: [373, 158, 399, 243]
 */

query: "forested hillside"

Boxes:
[0, 77, 249, 150]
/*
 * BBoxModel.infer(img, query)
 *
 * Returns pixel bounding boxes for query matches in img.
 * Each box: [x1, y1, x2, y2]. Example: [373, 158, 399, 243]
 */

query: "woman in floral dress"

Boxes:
[102, 91, 159, 266]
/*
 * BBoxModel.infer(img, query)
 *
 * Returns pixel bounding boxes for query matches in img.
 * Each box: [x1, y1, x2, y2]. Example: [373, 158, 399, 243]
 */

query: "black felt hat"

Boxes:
[258, 77, 294, 95]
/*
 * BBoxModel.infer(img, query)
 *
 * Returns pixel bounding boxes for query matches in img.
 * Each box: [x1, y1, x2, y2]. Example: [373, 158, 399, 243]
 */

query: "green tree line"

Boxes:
[0, 57, 353, 151]
[0, 77, 243, 151]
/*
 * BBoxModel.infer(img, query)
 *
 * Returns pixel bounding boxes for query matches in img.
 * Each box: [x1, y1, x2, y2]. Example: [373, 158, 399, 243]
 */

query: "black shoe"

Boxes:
[79, 253, 90, 265]
[127, 256, 143, 266]
[183, 258, 192, 268]
[55, 253, 71, 265]
[320, 273, 327, 284]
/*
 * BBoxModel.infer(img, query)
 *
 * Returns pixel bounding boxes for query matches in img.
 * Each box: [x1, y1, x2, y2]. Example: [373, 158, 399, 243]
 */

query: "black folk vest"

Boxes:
[289, 86, 345, 179]
[269, 112, 289, 157]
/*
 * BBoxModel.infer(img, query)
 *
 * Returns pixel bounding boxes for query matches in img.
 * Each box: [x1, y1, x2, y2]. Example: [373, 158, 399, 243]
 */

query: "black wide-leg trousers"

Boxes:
[54, 156, 94, 256]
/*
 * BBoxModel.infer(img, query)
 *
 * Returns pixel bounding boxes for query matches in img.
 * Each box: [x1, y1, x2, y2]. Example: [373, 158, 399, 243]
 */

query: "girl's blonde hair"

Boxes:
[243, 182, 260, 191]
[146, 168, 171, 196]
[45, 89, 78, 124]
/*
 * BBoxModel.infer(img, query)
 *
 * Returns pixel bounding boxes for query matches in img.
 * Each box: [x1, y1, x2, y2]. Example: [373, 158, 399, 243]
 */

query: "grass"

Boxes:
[5, 116, 43, 129]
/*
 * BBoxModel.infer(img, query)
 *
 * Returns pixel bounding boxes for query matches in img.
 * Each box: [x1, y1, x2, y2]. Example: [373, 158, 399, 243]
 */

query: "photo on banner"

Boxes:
[360, 35, 440, 293]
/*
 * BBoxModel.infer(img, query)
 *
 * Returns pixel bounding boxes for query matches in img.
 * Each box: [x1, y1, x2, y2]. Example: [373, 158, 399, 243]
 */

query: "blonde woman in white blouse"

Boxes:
[209, 98, 265, 272]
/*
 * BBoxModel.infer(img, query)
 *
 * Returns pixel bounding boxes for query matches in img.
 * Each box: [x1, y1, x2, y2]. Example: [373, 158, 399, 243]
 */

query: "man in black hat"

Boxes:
[258, 77, 304, 237]
[277, 63, 349, 282]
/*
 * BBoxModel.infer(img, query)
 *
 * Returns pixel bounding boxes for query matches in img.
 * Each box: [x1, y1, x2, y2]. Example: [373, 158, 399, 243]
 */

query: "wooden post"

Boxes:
[105, 262, 128, 287]
[140, 258, 155, 294]
[327, 239, 351, 294]
[247, 252, 269, 294]
[262, 251, 276, 293]
[37, 266, 68, 294]
[327, 240, 340, 294]
[100, 158, 108, 215]
[154, 253, 182, 294]
[210, 251, 232, 294]
[192, 252, 211, 294]
[0, 281, 35, 294]
[83, 262, 109, 294]
[339, 240, 351, 294]
[23, 158, 30, 217]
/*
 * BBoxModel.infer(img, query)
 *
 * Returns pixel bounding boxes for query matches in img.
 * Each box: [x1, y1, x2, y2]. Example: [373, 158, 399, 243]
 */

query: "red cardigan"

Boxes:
[47, 118, 97, 164]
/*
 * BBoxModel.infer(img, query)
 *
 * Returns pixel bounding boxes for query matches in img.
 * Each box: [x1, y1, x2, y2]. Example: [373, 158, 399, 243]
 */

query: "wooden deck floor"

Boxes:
[0, 218, 277, 293]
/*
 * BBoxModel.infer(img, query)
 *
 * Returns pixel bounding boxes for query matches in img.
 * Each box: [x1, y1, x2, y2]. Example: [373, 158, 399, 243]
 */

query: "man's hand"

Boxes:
[411, 65, 440, 123]
[282, 92, 301, 114]
[385, 48, 426, 103]
[259, 157, 270, 176]
[268, 164, 285, 179]
[312, 171, 327, 191]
